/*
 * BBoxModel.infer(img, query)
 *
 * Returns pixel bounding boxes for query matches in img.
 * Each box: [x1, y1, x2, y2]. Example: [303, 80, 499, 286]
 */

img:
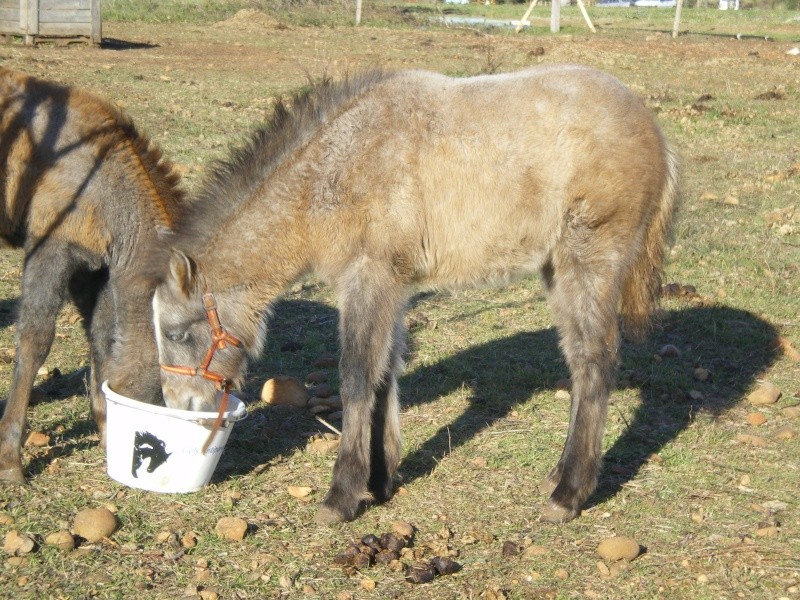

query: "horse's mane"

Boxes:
[68, 83, 186, 227]
[169, 69, 397, 253]
[0, 67, 185, 227]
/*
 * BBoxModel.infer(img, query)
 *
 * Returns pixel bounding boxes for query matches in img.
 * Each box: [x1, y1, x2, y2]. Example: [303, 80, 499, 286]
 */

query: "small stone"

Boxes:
[199, 590, 219, 600]
[72, 508, 118, 542]
[774, 426, 796, 440]
[182, 532, 198, 548]
[658, 344, 681, 358]
[215, 517, 248, 541]
[771, 336, 800, 361]
[523, 545, 548, 557]
[155, 531, 173, 544]
[554, 568, 570, 580]
[746, 412, 767, 426]
[4, 530, 35, 555]
[37, 366, 49, 377]
[24, 431, 50, 447]
[782, 405, 800, 419]
[321, 395, 342, 410]
[0, 513, 14, 525]
[313, 355, 337, 369]
[260, 376, 308, 408]
[308, 438, 340, 455]
[688, 390, 704, 401]
[554, 389, 570, 400]
[755, 525, 779, 537]
[360, 578, 376, 591]
[693, 368, 710, 381]
[44, 530, 75, 551]
[761, 500, 788, 513]
[554, 378, 571, 391]
[287, 486, 313, 499]
[392, 521, 414, 538]
[405, 562, 436, 584]
[305, 371, 328, 384]
[735, 433, 768, 447]
[596, 537, 641, 561]
[311, 383, 334, 398]
[747, 382, 781, 406]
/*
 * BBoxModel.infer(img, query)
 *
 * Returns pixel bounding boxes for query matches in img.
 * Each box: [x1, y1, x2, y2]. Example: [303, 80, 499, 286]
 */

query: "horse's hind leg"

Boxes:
[69, 267, 111, 440]
[316, 259, 407, 524]
[368, 317, 405, 504]
[538, 228, 625, 523]
[0, 242, 72, 483]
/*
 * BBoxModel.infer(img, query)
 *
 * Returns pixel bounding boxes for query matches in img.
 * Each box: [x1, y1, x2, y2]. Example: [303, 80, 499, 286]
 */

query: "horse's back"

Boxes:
[0, 68, 180, 254]
[320, 65, 671, 288]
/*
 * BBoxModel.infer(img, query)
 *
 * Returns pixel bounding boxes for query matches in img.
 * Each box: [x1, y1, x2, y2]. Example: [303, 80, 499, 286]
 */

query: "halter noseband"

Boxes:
[160, 292, 242, 453]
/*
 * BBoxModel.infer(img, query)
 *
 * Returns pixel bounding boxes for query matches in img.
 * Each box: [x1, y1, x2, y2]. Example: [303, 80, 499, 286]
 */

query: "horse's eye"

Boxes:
[167, 330, 189, 343]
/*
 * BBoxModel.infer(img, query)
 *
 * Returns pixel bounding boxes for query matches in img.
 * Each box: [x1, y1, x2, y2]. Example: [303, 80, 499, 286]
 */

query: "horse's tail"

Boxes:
[620, 144, 680, 342]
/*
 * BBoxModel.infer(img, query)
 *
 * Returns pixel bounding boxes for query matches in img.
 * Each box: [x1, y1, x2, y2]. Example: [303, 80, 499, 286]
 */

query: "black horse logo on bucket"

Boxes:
[131, 431, 171, 478]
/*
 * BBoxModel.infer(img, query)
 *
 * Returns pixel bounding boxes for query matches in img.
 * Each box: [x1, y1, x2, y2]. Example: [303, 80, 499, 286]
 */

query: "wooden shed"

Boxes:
[0, 0, 101, 45]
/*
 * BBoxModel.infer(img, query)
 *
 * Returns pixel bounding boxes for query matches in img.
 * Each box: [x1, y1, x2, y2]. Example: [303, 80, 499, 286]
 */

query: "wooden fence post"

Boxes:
[551, 0, 560, 33]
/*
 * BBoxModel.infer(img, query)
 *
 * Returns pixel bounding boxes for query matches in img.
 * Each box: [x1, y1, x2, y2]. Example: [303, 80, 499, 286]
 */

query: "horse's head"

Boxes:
[153, 249, 250, 411]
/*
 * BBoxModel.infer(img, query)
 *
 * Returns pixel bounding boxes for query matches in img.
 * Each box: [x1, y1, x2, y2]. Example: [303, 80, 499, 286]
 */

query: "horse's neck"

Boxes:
[196, 184, 312, 305]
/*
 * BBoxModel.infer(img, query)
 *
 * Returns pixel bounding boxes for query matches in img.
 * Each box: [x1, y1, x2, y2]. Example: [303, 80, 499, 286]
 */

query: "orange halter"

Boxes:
[160, 293, 242, 454]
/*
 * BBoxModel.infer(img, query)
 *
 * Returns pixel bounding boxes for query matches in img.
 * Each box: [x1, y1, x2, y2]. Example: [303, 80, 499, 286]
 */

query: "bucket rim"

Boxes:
[101, 380, 247, 424]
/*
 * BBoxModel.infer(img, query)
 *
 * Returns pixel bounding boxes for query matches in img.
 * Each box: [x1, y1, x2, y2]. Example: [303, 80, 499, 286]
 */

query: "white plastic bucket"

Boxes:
[102, 381, 247, 493]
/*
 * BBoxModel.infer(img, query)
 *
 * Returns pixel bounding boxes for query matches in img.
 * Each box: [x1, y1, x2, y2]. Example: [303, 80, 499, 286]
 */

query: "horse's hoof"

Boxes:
[539, 500, 578, 524]
[314, 505, 347, 525]
[0, 466, 26, 485]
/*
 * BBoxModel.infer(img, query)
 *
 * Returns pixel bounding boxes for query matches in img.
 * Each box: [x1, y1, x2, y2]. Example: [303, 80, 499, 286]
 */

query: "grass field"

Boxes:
[1, 2, 799, 598]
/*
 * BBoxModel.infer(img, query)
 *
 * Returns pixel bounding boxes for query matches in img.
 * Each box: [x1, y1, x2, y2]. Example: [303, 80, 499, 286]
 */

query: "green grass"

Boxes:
[102, 0, 254, 23]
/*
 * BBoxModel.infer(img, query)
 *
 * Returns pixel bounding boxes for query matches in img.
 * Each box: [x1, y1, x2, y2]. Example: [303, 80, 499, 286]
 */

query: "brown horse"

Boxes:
[0, 67, 185, 483]
[149, 65, 679, 523]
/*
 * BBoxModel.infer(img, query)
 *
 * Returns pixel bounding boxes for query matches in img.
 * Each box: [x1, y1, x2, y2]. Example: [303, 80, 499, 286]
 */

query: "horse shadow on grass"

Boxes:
[216, 295, 780, 515]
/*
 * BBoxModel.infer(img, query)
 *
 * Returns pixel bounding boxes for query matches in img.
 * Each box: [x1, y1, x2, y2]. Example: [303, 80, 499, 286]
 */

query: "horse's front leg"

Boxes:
[0, 242, 72, 483]
[316, 261, 406, 524]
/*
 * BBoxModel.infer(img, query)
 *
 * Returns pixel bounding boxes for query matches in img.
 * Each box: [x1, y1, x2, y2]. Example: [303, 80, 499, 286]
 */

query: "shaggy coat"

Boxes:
[0, 67, 185, 483]
[151, 65, 679, 523]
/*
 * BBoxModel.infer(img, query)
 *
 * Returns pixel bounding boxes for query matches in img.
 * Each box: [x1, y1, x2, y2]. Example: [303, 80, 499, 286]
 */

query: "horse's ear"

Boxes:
[167, 249, 196, 298]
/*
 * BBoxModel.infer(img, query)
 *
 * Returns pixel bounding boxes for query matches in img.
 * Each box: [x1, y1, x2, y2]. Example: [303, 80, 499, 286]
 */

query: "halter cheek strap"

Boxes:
[160, 293, 242, 454]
